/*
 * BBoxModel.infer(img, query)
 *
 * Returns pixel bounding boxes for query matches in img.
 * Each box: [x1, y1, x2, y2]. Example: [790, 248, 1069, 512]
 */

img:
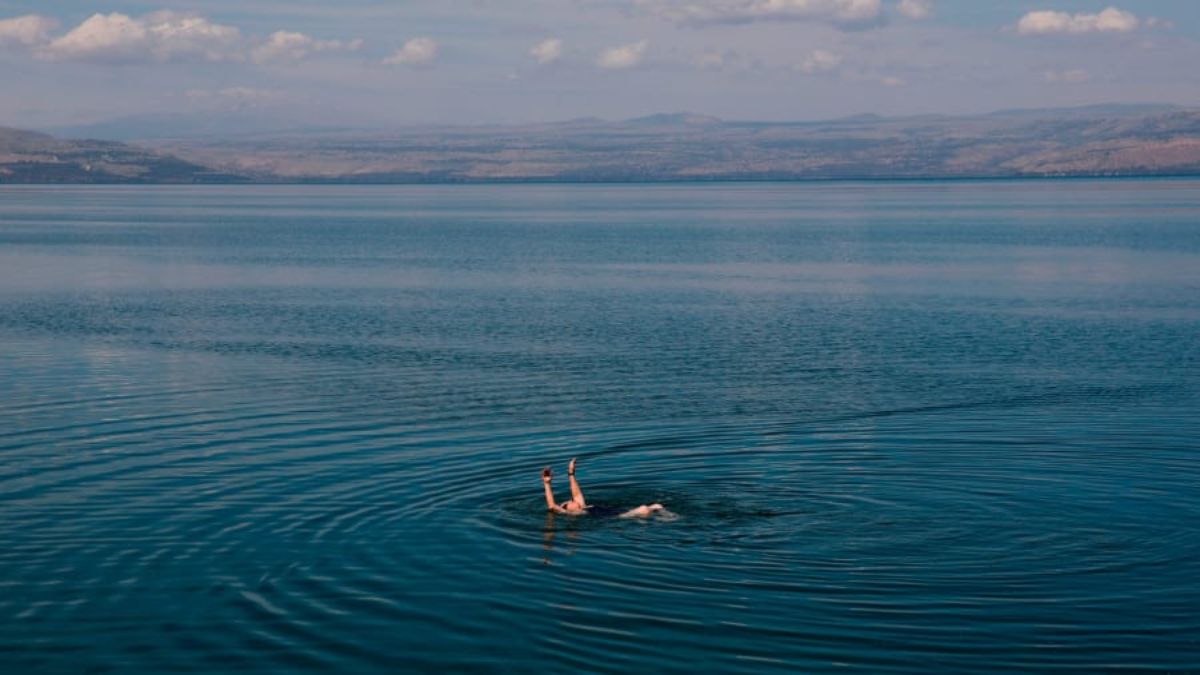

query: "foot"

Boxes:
[568, 457, 577, 476]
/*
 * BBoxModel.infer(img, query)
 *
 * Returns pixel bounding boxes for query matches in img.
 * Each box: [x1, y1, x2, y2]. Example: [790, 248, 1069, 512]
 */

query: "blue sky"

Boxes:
[1, 1, 1198, 129]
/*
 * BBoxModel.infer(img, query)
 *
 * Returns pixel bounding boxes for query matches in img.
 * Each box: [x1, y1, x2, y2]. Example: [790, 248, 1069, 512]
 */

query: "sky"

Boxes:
[2, 1, 1199, 129]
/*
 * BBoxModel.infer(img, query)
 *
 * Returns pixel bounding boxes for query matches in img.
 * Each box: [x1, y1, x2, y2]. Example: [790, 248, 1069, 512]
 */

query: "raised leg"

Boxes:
[542, 468, 561, 511]
[567, 457, 586, 508]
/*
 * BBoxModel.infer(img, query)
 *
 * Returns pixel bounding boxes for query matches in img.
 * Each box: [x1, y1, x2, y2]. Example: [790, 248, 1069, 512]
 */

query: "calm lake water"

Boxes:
[1, 181, 1198, 672]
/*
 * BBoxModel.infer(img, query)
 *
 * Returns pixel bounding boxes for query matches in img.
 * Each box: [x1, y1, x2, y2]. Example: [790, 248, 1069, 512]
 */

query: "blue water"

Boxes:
[1, 181, 1198, 672]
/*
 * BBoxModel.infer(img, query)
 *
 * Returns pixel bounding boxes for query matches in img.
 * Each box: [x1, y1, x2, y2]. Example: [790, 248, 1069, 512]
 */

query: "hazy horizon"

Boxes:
[2, 1, 1200, 130]
[19, 101, 1187, 143]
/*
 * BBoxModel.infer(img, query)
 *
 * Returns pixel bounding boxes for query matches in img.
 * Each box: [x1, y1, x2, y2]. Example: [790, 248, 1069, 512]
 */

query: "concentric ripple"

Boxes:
[2, 182, 1200, 672]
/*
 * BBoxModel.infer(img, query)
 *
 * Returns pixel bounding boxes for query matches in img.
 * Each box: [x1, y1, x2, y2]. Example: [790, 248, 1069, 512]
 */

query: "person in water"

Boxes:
[541, 457, 667, 518]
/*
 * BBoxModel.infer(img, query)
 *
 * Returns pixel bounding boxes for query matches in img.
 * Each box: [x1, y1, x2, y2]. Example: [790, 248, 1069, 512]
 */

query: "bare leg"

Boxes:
[542, 468, 563, 512]
[567, 457, 586, 508]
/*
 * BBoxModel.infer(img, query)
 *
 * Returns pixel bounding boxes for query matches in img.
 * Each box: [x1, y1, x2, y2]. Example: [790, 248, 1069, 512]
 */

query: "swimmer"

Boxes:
[541, 457, 667, 518]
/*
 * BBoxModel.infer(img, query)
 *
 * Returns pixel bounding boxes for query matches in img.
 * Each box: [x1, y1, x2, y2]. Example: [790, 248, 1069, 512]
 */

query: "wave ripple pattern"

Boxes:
[1, 181, 1198, 672]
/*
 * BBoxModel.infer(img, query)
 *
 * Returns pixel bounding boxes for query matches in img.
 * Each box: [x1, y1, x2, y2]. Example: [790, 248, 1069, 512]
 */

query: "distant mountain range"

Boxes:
[5, 104, 1200, 183]
[0, 127, 240, 183]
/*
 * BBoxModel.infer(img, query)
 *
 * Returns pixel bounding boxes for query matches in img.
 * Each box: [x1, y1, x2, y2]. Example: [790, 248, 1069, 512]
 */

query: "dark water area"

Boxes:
[1, 180, 1198, 672]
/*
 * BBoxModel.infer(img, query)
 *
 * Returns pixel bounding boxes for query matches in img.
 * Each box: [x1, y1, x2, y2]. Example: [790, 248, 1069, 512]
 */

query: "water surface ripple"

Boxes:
[1, 181, 1198, 672]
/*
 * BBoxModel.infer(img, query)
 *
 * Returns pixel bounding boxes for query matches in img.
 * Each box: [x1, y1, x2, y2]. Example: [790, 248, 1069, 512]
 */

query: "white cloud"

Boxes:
[596, 40, 648, 69]
[38, 11, 242, 63]
[384, 37, 437, 66]
[530, 37, 563, 65]
[0, 14, 59, 47]
[896, 0, 932, 20]
[1017, 7, 1140, 36]
[22, 11, 359, 65]
[38, 11, 248, 63]
[797, 49, 842, 74]
[640, 0, 883, 28]
[1043, 68, 1089, 83]
[252, 30, 362, 64]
